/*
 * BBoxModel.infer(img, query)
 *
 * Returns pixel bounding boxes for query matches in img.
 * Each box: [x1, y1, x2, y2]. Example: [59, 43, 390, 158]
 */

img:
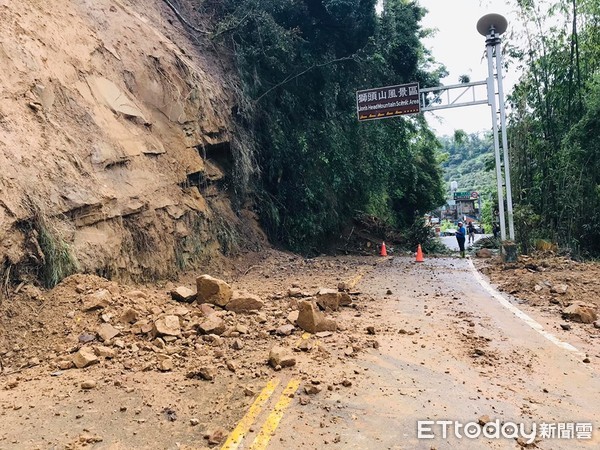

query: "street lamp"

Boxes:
[477, 14, 515, 241]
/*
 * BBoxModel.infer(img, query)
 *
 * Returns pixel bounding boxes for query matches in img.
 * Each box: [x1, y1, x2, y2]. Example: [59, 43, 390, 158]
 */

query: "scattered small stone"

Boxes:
[287, 311, 299, 325]
[315, 331, 333, 338]
[78, 333, 96, 344]
[153, 315, 181, 337]
[304, 384, 321, 395]
[96, 323, 120, 342]
[231, 339, 244, 350]
[171, 286, 196, 303]
[560, 323, 571, 331]
[551, 284, 568, 294]
[190, 418, 199, 426]
[197, 316, 227, 335]
[226, 291, 264, 312]
[297, 340, 313, 352]
[187, 366, 216, 381]
[386, 289, 393, 295]
[341, 379, 352, 387]
[276, 324, 295, 336]
[162, 407, 177, 422]
[72, 347, 99, 369]
[269, 346, 296, 368]
[83, 289, 111, 311]
[562, 304, 597, 324]
[158, 358, 174, 372]
[478, 415, 491, 426]
[366, 326, 376, 335]
[204, 427, 227, 445]
[120, 308, 139, 324]
[226, 360, 237, 372]
[235, 324, 249, 334]
[583, 358, 591, 363]
[81, 380, 97, 390]
[57, 360, 74, 370]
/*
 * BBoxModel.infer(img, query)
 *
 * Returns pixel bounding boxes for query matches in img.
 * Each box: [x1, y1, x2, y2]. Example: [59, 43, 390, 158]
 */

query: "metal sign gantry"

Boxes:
[356, 14, 515, 242]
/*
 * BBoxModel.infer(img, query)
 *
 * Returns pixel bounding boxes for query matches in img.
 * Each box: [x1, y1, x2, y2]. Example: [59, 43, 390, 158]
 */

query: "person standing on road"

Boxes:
[456, 221, 466, 258]
[467, 221, 475, 244]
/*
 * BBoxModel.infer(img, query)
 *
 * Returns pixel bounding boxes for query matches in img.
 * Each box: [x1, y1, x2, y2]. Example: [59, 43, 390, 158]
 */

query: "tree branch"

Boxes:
[254, 55, 357, 103]
[162, 0, 209, 35]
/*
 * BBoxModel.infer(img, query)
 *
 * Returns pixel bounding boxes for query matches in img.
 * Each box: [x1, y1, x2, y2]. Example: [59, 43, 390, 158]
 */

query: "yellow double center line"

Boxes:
[221, 378, 300, 450]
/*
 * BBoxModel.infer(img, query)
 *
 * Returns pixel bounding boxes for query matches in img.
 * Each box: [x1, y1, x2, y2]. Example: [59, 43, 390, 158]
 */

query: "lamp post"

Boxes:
[477, 14, 515, 241]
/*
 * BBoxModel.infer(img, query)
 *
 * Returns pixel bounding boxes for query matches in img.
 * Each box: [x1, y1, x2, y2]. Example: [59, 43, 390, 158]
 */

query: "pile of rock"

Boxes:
[39, 273, 362, 378]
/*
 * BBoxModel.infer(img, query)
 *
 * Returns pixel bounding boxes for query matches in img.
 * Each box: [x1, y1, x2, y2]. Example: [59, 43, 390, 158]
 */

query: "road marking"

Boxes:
[221, 378, 280, 450]
[468, 259, 584, 355]
[248, 379, 301, 450]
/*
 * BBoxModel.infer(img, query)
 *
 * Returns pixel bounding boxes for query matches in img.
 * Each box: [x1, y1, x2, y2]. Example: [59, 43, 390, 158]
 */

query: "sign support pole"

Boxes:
[486, 39, 507, 241]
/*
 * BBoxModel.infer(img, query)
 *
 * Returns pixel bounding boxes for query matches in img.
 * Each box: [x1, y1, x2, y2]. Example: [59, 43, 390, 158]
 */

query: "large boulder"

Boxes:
[225, 291, 264, 313]
[196, 275, 232, 307]
[562, 304, 598, 324]
[296, 300, 337, 334]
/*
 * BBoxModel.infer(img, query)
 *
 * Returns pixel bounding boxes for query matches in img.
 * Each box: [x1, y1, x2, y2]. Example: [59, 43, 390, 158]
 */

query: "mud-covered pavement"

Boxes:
[1, 254, 599, 449]
[270, 257, 599, 449]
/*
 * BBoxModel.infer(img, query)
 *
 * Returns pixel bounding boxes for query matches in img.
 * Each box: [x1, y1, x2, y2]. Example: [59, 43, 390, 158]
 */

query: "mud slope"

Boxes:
[0, 0, 261, 282]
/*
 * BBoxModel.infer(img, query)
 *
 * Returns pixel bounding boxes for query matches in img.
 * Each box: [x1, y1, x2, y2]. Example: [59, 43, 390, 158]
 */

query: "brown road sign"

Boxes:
[356, 82, 420, 121]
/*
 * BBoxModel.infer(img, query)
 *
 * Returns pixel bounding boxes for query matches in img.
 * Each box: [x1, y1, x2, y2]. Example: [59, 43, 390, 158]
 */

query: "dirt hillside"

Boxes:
[0, 0, 260, 284]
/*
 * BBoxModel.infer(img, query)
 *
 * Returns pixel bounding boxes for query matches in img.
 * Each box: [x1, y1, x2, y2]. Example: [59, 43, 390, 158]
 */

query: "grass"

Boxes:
[36, 217, 79, 288]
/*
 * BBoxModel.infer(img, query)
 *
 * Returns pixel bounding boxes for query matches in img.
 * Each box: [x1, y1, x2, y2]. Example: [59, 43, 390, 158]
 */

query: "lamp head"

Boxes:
[477, 13, 508, 37]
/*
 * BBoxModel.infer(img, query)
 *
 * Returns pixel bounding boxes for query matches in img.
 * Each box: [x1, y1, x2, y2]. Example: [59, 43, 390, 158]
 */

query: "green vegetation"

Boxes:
[438, 132, 496, 229]
[37, 221, 79, 288]
[207, 0, 446, 252]
[507, 0, 600, 256]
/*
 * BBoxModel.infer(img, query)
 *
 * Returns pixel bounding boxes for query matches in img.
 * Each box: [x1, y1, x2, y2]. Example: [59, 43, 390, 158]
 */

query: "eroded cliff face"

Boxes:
[0, 0, 262, 284]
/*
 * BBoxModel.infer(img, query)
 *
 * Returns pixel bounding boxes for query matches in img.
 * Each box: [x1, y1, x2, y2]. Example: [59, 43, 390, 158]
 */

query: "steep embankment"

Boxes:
[0, 0, 261, 283]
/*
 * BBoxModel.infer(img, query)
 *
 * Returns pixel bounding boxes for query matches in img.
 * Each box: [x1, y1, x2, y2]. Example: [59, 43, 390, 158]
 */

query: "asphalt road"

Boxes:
[440, 233, 490, 251]
[268, 257, 600, 449]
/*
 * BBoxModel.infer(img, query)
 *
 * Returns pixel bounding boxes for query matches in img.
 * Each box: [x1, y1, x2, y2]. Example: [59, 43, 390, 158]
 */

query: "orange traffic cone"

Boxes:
[415, 244, 424, 262]
[380, 242, 387, 257]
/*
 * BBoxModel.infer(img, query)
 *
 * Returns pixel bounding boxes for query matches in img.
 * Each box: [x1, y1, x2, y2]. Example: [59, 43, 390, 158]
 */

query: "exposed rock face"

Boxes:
[0, 0, 265, 284]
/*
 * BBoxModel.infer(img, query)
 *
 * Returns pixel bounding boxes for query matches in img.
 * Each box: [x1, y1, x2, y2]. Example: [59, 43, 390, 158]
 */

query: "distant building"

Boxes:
[440, 190, 480, 222]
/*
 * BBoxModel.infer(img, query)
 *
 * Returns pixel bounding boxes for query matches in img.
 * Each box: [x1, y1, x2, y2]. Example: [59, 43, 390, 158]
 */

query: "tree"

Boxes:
[208, 0, 446, 251]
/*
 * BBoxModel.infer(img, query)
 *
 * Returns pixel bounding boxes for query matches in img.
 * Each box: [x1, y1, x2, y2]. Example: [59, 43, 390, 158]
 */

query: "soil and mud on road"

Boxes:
[1, 249, 599, 450]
